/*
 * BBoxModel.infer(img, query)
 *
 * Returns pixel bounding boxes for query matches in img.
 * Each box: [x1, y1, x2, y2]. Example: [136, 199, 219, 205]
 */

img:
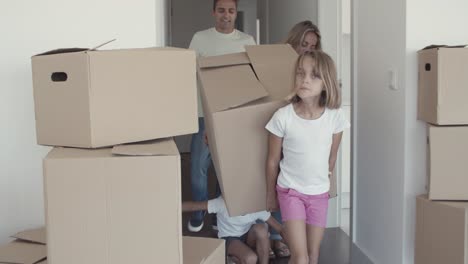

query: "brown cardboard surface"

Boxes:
[245, 45, 298, 100]
[0, 241, 46, 264]
[11, 227, 46, 245]
[32, 47, 198, 148]
[427, 125, 468, 200]
[43, 139, 182, 264]
[198, 52, 250, 68]
[198, 44, 299, 216]
[415, 195, 468, 264]
[183, 236, 225, 264]
[418, 47, 468, 125]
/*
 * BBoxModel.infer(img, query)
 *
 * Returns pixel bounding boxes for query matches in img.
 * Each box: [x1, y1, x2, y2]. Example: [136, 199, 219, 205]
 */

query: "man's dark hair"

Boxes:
[213, 0, 238, 11]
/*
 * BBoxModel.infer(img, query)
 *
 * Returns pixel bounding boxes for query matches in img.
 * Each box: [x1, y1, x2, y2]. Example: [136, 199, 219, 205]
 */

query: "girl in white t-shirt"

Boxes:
[265, 50, 350, 264]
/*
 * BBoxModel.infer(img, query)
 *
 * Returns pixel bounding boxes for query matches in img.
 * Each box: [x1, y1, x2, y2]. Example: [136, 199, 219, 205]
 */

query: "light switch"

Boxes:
[389, 69, 398, 90]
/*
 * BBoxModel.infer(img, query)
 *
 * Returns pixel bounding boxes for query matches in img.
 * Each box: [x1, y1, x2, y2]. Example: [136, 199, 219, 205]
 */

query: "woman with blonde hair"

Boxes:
[285, 20, 322, 54]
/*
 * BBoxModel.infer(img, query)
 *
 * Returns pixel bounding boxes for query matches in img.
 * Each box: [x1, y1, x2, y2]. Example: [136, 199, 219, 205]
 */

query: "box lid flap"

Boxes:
[198, 52, 250, 68]
[11, 227, 46, 245]
[245, 44, 298, 100]
[112, 138, 179, 156]
[33, 39, 116, 57]
[0, 241, 46, 264]
[33, 48, 88, 57]
[421, 44, 467, 50]
[199, 63, 268, 112]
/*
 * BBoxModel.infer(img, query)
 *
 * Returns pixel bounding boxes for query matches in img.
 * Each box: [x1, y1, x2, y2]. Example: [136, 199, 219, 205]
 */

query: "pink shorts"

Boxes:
[276, 185, 329, 227]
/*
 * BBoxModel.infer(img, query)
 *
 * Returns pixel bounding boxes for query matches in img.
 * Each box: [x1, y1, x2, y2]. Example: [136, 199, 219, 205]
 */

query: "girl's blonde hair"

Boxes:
[284, 20, 322, 51]
[288, 51, 341, 109]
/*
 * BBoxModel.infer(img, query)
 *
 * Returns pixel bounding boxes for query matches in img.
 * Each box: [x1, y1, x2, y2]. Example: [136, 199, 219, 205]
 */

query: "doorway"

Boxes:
[168, 0, 353, 237]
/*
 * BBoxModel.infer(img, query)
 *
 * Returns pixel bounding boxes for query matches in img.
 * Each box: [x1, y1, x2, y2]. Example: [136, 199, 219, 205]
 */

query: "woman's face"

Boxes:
[296, 32, 318, 55]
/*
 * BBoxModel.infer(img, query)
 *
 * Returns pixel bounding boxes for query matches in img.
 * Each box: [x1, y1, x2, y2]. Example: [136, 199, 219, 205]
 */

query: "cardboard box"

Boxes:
[198, 44, 300, 216]
[418, 47, 468, 125]
[12, 227, 46, 245]
[415, 195, 468, 264]
[0, 241, 46, 264]
[0, 227, 47, 264]
[183, 236, 225, 264]
[32, 47, 198, 148]
[43, 138, 182, 264]
[426, 125, 468, 200]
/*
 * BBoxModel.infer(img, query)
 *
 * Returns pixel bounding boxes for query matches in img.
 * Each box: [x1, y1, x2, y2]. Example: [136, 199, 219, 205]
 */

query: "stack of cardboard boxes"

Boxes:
[0, 46, 225, 264]
[415, 46, 468, 264]
[0, 43, 334, 263]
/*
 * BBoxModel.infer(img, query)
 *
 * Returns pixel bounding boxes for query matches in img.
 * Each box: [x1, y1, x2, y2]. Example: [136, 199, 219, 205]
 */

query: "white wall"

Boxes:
[404, 1, 468, 263]
[355, 0, 468, 263]
[0, 0, 164, 245]
[354, 0, 407, 263]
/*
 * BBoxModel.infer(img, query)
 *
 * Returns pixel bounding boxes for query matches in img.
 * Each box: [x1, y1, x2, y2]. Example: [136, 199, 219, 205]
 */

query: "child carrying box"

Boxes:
[183, 196, 284, 264]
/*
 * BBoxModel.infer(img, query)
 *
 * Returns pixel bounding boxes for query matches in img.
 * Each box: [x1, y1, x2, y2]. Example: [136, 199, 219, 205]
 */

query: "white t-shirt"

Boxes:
[189, 27, 256, 117]
[265, 103, 350, 195]
[207, 196, 271, 238]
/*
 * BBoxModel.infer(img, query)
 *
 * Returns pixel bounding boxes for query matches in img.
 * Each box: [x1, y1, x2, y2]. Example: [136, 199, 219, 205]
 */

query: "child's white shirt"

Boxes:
[265, 103, 350, 195]
[207, 196, 271, 238]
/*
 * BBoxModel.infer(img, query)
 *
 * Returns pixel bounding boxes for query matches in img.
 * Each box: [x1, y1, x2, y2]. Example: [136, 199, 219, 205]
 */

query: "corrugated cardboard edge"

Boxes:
[198, 52, 250, 68]
[466, 208, 468, 264]
[176, 148, 183, 264]
[111, 138, 179, 156]
[110, 137, 183, 264]
[11, 227, 46, 245]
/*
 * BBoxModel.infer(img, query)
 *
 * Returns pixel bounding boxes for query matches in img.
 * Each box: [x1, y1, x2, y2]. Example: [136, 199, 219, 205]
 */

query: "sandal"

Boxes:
[273, 240, 291, 258]
[268, 247, 276, 259]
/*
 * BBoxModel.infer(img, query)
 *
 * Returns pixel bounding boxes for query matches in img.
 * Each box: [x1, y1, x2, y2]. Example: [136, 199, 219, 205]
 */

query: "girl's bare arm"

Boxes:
[328, 132, 343, 173]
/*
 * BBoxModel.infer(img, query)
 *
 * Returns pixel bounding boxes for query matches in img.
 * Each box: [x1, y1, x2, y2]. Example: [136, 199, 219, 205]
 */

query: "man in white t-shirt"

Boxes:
[183, 196, 283, 264]
[188, 0, 256, 233]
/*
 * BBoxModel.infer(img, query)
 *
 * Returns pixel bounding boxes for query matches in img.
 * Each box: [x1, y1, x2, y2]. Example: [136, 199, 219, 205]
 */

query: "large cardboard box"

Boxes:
[43, 139, 182, 264]
[426, 124, 468, 200]
[415, 195, 468, 264]
[183, 236, 225, 264]
[418, 47, 468, 125]
[198, 44, 301, 216]
[32, 47, 198, 148]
